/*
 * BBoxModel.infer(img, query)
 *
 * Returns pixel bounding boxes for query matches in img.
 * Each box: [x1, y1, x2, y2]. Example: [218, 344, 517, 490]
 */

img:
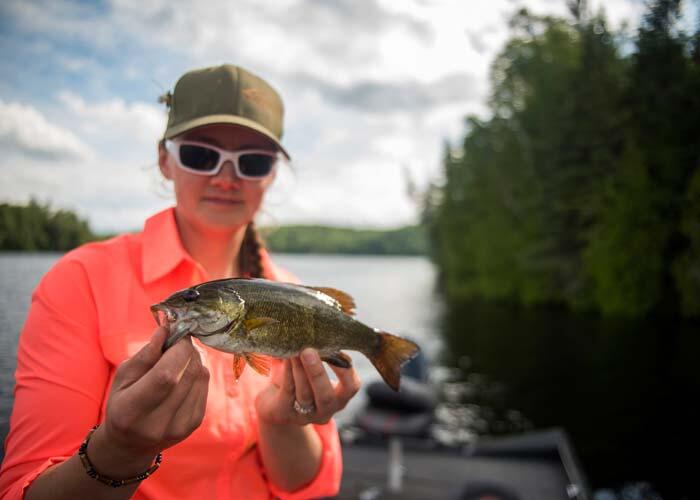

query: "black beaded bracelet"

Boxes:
[78, 425, 162, 488]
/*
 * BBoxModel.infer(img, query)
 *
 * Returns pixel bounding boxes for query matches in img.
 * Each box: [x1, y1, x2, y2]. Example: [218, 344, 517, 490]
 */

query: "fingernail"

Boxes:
[302, 349, 317, 365]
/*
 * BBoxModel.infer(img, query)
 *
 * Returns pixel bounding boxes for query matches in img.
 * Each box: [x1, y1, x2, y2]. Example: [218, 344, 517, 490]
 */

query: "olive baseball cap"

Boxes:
[163, 64, 289, 158]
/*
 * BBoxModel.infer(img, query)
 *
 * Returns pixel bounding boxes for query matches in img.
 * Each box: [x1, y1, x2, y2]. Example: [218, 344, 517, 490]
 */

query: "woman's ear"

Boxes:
[158, 141, 173, 180]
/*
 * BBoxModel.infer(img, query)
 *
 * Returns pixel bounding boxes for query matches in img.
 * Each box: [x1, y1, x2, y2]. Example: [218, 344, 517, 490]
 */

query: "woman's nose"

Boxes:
[211, 160, 242, 188]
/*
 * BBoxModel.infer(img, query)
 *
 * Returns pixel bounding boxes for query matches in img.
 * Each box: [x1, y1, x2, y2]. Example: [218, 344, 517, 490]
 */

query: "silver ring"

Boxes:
[293, 399, 316, 415]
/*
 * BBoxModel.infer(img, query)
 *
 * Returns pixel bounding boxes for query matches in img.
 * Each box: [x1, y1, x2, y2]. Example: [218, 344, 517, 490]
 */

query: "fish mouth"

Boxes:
[151, 304, 170, 328]
[151, 303, 236, 351]
[151, 303, 178, 330]
[151, 304, 190, 351]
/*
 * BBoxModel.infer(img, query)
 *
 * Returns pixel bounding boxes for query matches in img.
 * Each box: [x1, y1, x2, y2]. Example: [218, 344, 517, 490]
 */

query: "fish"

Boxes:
[150, 278, 420, 391]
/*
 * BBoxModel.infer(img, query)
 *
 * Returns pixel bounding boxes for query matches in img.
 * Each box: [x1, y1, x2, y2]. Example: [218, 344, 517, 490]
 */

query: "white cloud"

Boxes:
[259, 81, 482, 228]
[293, 72, 480, 113]
[0, 99, 93, 160]
[58, 92, 164, 142]
[57, 91, 166, 163]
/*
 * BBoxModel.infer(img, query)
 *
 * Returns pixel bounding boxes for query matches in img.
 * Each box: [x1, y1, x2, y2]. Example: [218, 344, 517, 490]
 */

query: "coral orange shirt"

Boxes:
[0, 207, 342, 499]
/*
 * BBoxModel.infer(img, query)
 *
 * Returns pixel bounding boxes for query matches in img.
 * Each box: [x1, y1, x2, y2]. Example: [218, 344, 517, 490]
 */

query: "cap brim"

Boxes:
[164, 114, 290, 159]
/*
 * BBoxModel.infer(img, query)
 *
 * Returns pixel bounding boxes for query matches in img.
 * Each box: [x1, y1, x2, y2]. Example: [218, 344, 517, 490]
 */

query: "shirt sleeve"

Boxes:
[265, 420, 343, 500]
[0, 255, 110, 500]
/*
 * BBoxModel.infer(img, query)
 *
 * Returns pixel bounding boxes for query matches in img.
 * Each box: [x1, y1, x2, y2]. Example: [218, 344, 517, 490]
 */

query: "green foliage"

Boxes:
[583, 143, 669, 316]
[428, 1, 700, 318]
[263, 225, 427, 255]
[0, 200, 96, 251]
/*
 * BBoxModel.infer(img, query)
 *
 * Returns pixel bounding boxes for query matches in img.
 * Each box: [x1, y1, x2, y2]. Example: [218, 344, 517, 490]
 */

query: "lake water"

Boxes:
[0, 252, 695, 499]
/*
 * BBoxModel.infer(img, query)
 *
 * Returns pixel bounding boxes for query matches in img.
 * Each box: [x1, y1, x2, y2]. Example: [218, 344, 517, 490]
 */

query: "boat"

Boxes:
[335, 345, 591, 500]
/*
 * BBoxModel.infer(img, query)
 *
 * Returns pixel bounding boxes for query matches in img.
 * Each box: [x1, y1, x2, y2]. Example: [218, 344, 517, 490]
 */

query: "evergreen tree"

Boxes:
[427, 0, 700, 317]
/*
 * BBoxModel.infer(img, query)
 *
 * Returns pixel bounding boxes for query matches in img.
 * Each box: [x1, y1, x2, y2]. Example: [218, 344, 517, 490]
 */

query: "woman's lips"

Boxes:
[202, 197, 244, 205]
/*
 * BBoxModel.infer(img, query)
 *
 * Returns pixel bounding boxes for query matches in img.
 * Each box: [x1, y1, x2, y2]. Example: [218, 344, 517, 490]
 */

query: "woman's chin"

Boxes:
[197, 203, 251, 231]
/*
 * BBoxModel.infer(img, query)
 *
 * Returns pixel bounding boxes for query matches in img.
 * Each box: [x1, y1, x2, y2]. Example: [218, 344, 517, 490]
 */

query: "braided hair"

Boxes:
[238, 221, 266, 278]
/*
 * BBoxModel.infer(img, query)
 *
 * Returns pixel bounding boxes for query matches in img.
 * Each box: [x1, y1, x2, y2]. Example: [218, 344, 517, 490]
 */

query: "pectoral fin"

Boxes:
[321, 351, 353, 369]
[233, 354, 246, 380]
[245, 353, 271, 376]
[243, 317, 279, 332]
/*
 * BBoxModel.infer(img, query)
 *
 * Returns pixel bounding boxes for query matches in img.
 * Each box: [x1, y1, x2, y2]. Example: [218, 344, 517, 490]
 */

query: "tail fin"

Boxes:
[368, 331, 420, 391]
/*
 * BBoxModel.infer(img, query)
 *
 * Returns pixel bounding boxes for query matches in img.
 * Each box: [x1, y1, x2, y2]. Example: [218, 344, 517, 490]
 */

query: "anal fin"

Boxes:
[321, 351, 353, 369]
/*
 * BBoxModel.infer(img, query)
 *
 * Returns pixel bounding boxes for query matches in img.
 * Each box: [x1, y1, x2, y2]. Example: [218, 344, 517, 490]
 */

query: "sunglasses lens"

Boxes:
[238, 154, 277, 178]
[179, 145, 220, 172]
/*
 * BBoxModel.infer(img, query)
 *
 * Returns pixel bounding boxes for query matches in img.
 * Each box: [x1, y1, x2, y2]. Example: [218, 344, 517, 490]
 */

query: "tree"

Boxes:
[0, 201, 96, 251]
[427, 0, 700, 317]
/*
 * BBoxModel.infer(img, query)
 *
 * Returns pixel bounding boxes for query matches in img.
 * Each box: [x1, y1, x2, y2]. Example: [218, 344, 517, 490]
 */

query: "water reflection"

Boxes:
[433, 371, 534, 448]
[435, 300, 699, 499]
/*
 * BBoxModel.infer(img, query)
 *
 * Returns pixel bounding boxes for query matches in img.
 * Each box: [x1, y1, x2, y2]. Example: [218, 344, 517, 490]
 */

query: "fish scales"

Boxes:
[233, 279, 378, 356]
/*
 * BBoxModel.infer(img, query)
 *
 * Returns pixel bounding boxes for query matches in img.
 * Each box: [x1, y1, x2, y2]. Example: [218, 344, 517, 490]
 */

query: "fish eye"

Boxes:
[183, 289, 200, 302]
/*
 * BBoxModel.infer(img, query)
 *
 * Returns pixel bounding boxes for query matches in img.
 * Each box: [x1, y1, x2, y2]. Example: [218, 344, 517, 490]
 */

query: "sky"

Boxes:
[0, 0, 692, 233]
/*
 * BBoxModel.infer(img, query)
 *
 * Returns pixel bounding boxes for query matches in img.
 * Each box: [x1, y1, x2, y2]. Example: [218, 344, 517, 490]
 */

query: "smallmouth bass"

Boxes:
[150, 278, 419, 391]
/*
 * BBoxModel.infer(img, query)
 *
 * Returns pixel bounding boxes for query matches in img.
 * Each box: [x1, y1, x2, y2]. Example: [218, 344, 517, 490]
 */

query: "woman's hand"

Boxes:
[94, 327, 210, 464]
[255, 348, 361, 426]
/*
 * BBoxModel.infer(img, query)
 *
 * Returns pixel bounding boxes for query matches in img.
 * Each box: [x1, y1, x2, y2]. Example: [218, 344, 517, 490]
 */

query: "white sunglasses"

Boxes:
[164, 139, 285, 179]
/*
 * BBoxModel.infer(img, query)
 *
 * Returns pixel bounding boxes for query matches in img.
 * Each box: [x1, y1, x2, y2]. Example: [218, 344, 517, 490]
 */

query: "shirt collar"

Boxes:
[141, 207, 286, 284]
[141, 207, 192, 284]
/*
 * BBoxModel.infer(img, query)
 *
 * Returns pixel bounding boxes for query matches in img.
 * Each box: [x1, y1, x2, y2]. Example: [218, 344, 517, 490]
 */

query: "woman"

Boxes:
[0, 64, 359, 499]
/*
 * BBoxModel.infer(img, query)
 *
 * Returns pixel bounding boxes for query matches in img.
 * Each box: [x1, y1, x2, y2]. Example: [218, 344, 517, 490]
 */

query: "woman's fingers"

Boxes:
[127, 335, 196, 412]
[104, 332, 214, 455]
[300, 349, 336, 415]
[255, 359, 295, 425]
[329, 363, 361, 407]
[255, 352, 362, 427]
[166, 355, 210, 439]
[291, 357, 314, 408]
[156, 348, 203, 418]
[278, 358, 296, 404]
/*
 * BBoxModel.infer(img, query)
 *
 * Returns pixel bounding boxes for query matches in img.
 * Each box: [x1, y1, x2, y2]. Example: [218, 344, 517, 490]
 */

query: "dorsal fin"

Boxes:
[304, 286, 356, 316]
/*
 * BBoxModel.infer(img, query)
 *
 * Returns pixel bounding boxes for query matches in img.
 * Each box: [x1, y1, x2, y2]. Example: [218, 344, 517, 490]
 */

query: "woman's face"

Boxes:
[159, 124, 277, 233]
